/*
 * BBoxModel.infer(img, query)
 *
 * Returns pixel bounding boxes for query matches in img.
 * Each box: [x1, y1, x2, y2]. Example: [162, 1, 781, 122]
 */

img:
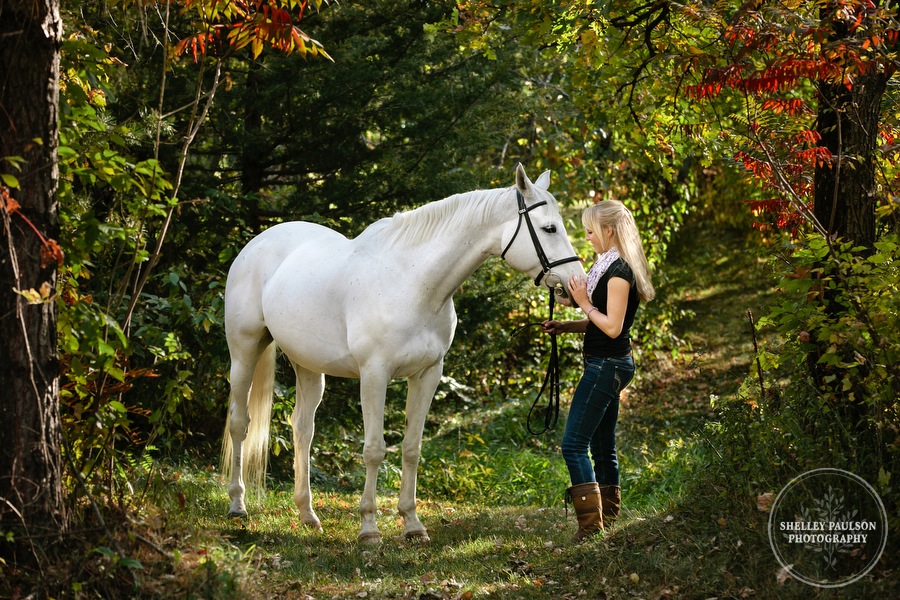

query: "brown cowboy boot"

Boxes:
[566, 482, 603, 542]
[598, 484, 621, 525]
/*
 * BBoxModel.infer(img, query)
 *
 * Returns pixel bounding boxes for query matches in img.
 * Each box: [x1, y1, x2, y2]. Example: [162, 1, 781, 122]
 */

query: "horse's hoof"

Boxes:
[357, 532, 382, 545]
[401, 530, 430, 543]
[302, 519, 323, 531]
[227, 510, 247, 518]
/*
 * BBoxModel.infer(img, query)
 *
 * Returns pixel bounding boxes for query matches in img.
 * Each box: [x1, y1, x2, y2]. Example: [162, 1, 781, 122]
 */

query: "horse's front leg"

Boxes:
[358, 368, 390, 544]
[291, 364, 325, 530]
[398, 361, 442, 542]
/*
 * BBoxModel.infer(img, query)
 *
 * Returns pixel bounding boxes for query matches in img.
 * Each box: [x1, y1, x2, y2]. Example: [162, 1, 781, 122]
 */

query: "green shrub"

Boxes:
[711, 232, 899, 508]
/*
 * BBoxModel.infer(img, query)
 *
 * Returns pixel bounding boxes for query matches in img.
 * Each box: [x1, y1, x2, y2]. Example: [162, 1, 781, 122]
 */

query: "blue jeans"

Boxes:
[561, 355, 634, 487]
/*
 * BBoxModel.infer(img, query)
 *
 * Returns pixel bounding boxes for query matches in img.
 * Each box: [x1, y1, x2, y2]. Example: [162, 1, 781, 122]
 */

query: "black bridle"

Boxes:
[500, 189, 581, 287]
[502, 188, 580, 435]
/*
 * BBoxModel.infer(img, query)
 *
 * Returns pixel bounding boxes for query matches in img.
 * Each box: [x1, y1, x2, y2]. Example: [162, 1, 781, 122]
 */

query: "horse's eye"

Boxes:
[542, 224, 557, 234]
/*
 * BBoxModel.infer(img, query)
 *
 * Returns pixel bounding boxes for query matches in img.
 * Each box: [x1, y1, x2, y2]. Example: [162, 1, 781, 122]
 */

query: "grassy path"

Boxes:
[625, 223, 778, 452]
[616, 224, 779, 511]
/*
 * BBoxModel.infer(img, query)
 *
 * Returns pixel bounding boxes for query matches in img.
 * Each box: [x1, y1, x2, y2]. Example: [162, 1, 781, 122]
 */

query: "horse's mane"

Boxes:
[369, 187, 510, 249]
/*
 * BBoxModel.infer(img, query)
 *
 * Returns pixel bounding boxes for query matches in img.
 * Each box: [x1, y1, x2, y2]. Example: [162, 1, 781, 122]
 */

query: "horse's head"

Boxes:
[500, 164, 585, 299]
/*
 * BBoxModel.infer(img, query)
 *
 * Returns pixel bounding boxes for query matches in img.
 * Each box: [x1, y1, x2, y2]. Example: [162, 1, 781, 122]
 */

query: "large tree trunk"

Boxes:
[0, 0, 65, 544]
[814, 2, 889, 247]
[807, 6, 889, 420]
[814, 72, 887, 247]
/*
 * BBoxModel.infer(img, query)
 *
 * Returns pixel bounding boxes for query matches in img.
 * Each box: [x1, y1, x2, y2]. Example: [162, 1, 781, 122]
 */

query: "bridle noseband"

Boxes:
[500, 189, 581, 286]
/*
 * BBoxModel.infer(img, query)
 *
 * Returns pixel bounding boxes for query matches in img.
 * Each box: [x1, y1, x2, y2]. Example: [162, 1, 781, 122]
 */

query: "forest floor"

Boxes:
[12, 221, 897, 599]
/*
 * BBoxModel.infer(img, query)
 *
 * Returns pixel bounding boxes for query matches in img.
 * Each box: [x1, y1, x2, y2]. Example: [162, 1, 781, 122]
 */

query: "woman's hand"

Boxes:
[540, 320, 565, 335]
[567, 274, 590, 308]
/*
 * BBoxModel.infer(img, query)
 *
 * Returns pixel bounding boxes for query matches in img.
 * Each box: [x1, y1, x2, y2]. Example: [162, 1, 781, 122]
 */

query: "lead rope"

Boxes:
[512, 288, 563, 436]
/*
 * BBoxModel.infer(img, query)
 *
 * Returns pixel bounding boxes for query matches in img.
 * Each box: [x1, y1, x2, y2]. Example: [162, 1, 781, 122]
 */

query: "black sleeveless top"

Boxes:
[583, 258, 639, 358]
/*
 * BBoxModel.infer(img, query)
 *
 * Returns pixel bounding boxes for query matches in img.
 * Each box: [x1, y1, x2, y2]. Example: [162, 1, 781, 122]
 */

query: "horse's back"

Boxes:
[225, 222, 348, 341]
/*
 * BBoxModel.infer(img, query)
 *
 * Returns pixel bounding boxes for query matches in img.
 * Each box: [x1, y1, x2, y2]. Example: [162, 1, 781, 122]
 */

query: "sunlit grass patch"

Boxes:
[167, 459, 620, 596]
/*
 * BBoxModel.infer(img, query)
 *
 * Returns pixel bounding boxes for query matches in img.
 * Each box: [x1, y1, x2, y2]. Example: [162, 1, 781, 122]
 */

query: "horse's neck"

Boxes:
[375, 189, 510, 307]
[415, 225, 500, 306]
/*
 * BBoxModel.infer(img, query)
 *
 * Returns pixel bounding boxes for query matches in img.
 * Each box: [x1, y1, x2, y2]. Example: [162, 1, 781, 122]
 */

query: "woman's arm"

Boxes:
[540, 318, 589, 335]
[568, 275, 630, 338]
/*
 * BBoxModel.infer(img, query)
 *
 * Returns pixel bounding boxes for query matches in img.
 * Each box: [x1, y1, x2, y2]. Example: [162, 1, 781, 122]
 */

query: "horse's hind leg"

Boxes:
[226, 353, 256, 518]
[398, 361, 442, 541]
[225, 334, 272, 518]
[290, 363, 325, 530]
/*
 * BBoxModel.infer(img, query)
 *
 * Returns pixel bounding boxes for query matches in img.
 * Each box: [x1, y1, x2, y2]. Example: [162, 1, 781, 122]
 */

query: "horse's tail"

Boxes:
[221, 342, 277, 490]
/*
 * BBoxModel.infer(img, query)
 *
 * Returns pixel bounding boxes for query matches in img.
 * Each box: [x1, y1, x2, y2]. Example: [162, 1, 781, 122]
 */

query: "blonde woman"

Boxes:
[541, 200, 654, 541]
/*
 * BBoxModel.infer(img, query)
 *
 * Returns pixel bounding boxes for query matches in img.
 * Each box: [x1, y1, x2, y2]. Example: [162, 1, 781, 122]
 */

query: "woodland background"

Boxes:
[1, 0, 898, 597]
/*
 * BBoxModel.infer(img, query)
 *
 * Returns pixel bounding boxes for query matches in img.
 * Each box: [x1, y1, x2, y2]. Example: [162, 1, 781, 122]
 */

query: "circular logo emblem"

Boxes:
[768, 468, 888, 588]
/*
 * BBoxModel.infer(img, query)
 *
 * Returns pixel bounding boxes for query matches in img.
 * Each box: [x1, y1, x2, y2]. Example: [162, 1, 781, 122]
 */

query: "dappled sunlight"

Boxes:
[70, 213, 890, 599]
[139, 219, 844, 599]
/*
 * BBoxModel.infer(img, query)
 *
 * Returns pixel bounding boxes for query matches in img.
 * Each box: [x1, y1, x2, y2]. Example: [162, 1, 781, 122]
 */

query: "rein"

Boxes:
[513, 288, 564, 436]
[501, 187, 579, 436]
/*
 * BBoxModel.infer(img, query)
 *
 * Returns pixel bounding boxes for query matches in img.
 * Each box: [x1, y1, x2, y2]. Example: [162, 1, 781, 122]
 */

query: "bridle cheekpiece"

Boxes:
[500, 189, 581, 286]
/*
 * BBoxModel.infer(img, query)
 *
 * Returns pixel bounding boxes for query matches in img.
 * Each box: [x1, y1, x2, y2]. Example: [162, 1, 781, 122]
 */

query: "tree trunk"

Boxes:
[241, 59, 266, 232]
[814, 73, 887, 247]
[0, 0, 65, 545]
[807, 7, 889, 419]
[814, 3, 888, 248]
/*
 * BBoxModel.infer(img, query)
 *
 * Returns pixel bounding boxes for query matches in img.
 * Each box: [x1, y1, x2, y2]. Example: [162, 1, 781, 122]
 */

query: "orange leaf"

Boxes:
[3, 196, 21, 215]
[41, 238, 64, 268]
[173, 37, 190, 57]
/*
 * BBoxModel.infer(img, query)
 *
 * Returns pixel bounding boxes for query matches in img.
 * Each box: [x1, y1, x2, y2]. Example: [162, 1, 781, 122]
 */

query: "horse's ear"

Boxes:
[515, 163, 531, 194]
[535, 170, 551, 191]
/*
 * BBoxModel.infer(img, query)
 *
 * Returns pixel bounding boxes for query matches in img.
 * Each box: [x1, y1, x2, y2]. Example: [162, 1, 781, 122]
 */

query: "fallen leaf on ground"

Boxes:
[756, 492, 775, 512]
[776, 565, 793, 585]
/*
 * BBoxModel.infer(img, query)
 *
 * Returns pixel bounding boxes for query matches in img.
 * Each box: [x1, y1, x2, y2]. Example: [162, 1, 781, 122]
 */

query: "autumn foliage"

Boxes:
[131, 0, 331, 60]
[680, 0, 899, 237]
[173, 0, 328, 61]
[1, 186, 64, 269]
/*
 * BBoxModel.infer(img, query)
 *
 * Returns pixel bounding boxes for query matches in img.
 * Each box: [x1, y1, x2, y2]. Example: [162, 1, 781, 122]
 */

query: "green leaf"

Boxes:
[878, 467, 891, 491]
[119, 556, 144, 571]
[1, 173, 20, 188]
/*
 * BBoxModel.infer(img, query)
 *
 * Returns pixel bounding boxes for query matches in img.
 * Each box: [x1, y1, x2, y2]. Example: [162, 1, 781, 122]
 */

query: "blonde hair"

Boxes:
[582, 200, 655, 302]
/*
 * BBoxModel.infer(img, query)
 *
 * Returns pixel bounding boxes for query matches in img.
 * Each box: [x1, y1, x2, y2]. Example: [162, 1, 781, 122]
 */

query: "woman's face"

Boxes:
[585, 221, 612, 254]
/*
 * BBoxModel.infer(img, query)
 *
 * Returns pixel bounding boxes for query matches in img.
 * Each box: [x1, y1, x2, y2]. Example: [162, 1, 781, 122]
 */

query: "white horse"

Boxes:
[222, 164, 584, 543]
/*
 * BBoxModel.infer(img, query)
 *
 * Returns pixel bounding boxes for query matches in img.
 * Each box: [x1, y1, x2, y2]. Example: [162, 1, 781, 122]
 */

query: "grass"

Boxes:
[141, 455, 894, 600]
[11, 223, 897, 598]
